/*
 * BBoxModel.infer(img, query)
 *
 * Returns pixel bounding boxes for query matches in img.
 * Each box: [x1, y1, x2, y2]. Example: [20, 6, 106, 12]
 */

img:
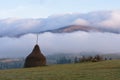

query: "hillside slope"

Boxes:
[0, 60, 120, 80]
[50, 25, 99, 33]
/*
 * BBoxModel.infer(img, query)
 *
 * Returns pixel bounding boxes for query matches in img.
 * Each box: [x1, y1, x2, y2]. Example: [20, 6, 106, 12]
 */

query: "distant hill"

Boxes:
[50, 25, 100, 33]
[42, 24, 120, 34]
[0, 58, 23, 63]
[0, 58, 24, 69]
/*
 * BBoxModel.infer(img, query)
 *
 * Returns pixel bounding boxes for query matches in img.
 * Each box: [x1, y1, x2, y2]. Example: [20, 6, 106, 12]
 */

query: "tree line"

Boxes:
[56, 55, 112, 64]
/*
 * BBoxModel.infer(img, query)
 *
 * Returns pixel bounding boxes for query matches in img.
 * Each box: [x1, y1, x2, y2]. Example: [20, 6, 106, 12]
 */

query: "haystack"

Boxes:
[24, 44, 46, 68]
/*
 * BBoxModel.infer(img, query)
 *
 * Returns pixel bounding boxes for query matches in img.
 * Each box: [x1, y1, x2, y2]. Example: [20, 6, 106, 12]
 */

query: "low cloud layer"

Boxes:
[0, 10, 120, 37]
[0, 32, 120, 58]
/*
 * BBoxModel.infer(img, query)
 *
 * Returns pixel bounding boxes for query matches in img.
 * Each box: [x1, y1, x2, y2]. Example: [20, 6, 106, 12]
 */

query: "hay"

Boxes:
[24, 44, 46, 68]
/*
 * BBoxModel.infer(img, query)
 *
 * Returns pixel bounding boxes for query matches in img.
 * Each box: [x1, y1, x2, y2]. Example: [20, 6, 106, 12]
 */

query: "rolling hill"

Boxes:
[50, 25, 99, 33]
[0, 60, 120, 80]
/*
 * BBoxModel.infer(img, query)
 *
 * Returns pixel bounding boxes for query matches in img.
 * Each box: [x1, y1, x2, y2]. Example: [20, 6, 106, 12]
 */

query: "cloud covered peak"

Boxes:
[0, 10, 120, 37]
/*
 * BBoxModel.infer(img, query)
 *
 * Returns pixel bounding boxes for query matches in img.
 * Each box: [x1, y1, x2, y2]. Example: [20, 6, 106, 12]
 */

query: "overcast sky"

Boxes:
[0, 0, 120, 18]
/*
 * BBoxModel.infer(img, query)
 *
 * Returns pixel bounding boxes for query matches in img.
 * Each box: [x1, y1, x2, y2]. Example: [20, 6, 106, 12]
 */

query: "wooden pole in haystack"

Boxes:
[24, 34, 46, 68]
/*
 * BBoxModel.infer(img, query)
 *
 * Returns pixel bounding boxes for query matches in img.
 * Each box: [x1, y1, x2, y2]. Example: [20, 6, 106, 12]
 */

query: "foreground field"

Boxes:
[0, 60, 120, 80]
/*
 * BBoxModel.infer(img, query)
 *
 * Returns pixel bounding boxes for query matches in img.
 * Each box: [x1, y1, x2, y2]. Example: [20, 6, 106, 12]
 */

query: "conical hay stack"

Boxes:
[24, 44, 46, 68]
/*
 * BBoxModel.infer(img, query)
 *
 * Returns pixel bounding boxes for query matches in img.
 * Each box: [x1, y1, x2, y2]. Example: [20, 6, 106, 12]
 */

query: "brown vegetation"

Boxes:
[24, 44, 46, 68]
[74, 55, 103, 63]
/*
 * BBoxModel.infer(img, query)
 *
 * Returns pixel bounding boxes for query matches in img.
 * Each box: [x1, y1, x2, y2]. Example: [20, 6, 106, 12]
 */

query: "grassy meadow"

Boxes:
[0, 60, 120, 80]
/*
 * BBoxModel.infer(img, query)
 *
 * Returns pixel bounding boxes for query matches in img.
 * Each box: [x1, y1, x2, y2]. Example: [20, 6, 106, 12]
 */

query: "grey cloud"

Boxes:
[0, 10, 120, 37]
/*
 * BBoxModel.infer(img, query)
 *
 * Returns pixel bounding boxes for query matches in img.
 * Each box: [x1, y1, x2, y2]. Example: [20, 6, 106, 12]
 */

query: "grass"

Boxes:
[0, 60, 120, 80]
